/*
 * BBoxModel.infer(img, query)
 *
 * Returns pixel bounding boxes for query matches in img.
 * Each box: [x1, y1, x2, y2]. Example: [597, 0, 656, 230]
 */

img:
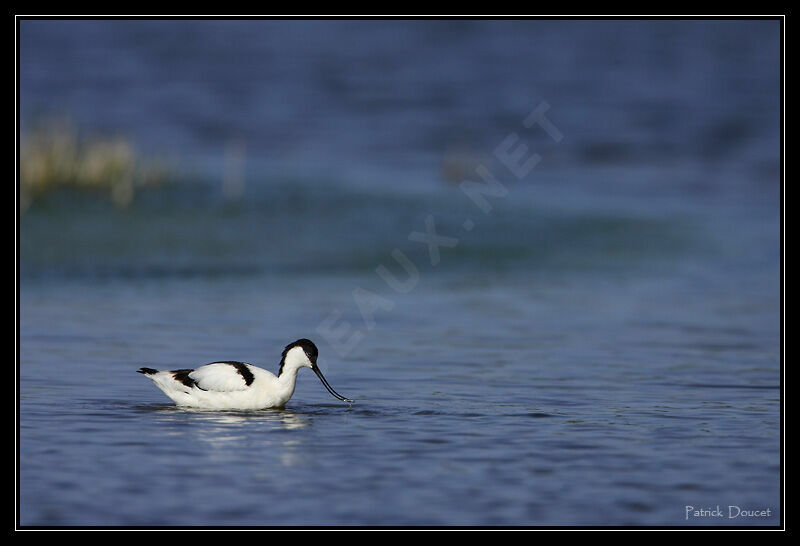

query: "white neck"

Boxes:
[275, 347, 310, 403]
[281, 346, 310, 376]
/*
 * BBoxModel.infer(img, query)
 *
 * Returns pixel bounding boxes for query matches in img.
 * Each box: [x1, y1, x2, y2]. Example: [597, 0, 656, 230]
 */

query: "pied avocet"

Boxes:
[137, 338, 352, 410]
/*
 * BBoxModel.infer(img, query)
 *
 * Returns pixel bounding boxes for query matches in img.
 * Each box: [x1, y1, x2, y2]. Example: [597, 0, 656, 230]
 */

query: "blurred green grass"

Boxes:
[19, 120, 170, 212]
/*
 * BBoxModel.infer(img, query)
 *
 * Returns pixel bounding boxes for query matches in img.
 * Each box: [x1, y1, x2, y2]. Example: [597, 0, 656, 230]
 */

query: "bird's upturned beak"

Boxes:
[311, 363, 353, 403]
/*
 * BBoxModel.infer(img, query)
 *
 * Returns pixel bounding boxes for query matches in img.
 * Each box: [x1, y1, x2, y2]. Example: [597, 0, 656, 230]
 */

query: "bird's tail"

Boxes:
[137, 367, 159, 375]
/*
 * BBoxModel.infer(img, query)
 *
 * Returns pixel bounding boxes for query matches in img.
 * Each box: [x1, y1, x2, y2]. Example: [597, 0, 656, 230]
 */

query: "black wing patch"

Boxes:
[172, 369, 204, 389]
[222, 361, 255, 386]
[172, 362, 254, 390]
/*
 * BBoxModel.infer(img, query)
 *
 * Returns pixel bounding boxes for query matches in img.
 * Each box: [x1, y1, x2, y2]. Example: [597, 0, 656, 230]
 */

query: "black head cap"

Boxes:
[278, 338, 318, 376]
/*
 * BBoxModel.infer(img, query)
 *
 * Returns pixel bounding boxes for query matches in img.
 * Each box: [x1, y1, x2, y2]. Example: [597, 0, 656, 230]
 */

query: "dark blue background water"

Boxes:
[18, 19, 781, 526]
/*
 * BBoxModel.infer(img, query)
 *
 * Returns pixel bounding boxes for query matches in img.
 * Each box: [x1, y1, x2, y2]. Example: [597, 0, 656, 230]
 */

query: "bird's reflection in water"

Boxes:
[148, 404, 311, 466]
